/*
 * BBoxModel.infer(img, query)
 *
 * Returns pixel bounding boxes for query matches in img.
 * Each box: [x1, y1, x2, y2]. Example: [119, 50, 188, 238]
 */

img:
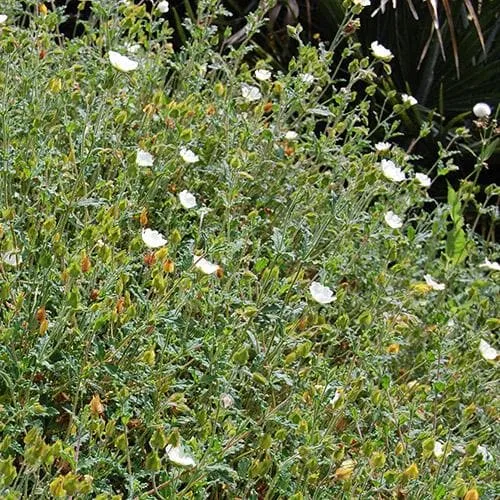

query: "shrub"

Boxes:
[0, 1, 498, 498]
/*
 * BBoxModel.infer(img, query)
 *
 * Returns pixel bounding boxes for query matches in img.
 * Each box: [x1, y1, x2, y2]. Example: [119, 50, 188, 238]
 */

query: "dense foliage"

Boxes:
[0, 1, 498, 498]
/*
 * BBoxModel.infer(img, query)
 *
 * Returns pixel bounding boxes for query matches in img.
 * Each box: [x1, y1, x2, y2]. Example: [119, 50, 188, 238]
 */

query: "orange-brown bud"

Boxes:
[463, 489, 479, 500]
[89, 394, 104, 417]
[36, 306, 47, 323]
[116, 296, 125, 315]
[39, 319, 49, 336]
[81, 253, 91, 273]
[163, 259, 175, 273]
[144, 252, 156, 267]
[139, 208, 148, 227]
[387, 343, 400, 354]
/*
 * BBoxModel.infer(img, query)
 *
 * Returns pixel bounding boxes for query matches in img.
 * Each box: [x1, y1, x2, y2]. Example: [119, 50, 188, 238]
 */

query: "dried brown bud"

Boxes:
[116, 297, 125, 315]
[36, 306, 47, 323]
[144, 252, 156, 267]
[139, 207, 149, 227]
[81, 253, 91, 273]
[89, 394, 104, 417]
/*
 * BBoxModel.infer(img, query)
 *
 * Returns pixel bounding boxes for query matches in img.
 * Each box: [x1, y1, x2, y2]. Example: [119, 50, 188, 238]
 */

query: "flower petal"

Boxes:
[165, 444, 196, 467]
[141, 228, 167, 248]
[384, 211, 403, 229]
[381, 159, 406, 182]
[423, 274, 445, 291]
[157, 1, 170, 13]
[254, 69, 271, 81]
[309, 281, 336, 304]
[2, 251, 22, 266]
[479, 259, 500, 272]
[179, 190, 197, 209]
[193, 255, 220, 274]
[180, 147, 199, 163]
[371, 41, 393, 61]
[473, 102, 491, 118]
[241, 84, 262, 102]
[415, 173, 431, 187]
[479, 339, 497, 361]
[136, 149, 154, 167]
[108, 51, 138, 72]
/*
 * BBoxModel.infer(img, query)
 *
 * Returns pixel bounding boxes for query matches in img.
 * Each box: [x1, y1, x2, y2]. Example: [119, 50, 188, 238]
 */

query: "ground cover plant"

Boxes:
[0, 0, 499, 498]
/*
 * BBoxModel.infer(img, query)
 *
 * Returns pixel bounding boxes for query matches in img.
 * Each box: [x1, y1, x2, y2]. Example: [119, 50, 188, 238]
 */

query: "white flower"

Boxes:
[285, 131, 298, 141]
[179, 190, 197, 209]
[136, 149, 154, 167]
[300, 73, 315, 84]
[255, 69, 272, 81]
[415, 172, 431, 187]
[353, 0, 371, 5]
[381, 159, 406, 182]
[241, 84, 262, 102]
[0, 14, 8, 24]
[157, 0, 169, 13]
[180, 147, 199, 163]
[198, 63, 207, 77]
[309, 281, 336, 304]
[384, 211, 403, 229]
[371, 41, 393, 61]
[375, 142, 391, 152]
[220, 393, 234, 409]
[127, 43, 141, 54]
[330, 388, 343, 405]
[479, 339, 497, 361]
[477, 445, 493, 462]
[193, 255, 220, 275]
[2, 251, 22, 266]
[402, 93, 418, 106]
[433, 441, 445, 459]
[424, 274, 446, 291]
[141, 228, 167, 248]
[473, 102, 491, 118]
[479, 258, 500, 271]
[165, 444, 196, 467]
[108, 51, 138, 72]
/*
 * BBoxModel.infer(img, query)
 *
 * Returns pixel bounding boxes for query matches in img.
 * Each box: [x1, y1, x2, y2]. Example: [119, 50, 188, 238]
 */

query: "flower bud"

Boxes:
[150, 429, 167, 449]
[80, 253, 91, 273]
[334, 459, 355, 480]
[463, 488, 479, 500]
[403, 463, 419, 480]
[163, 259, 175, 273]
[89, 394, 104, 417]
[139, 208, 148, 227]
[145, 451, 161, 471]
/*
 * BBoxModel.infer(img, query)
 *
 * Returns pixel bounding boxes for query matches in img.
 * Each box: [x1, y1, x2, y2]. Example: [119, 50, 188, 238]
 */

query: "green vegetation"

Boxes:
[0, 1, 498, 498]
